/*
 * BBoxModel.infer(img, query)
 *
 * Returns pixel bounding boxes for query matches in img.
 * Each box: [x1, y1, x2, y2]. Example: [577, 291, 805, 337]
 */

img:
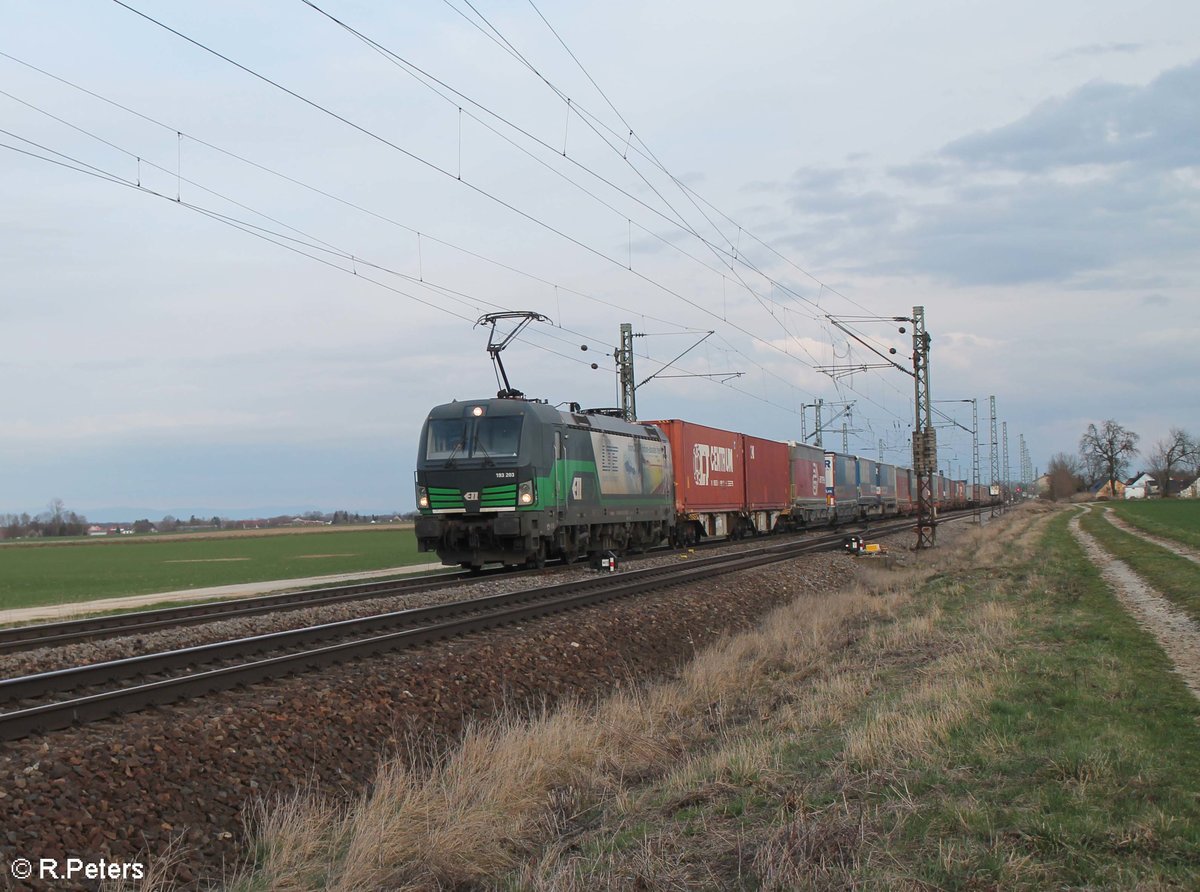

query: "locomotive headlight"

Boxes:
[416, 484, 429, 509]
[518, 480, 535, 505]
[471, 405, 485, 417]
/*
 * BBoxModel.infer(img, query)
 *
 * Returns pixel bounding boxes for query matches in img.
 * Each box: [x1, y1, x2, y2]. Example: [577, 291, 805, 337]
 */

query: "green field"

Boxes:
[1082, 507, 1200, 623]
[0, 527, 429, 611]
[1106, 498, 1200, 549]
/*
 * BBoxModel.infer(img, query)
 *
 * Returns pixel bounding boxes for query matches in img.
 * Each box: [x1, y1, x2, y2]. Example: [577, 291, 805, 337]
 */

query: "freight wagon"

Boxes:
[415, 397, 977, 568]
[785, 441, 833, 527]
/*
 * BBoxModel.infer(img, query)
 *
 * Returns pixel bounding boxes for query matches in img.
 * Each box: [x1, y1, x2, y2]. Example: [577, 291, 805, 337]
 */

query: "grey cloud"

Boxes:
[763, 59, 1200, 287]
[1052, 42, 1144, 62]
[880, 165, 1200, 285]
[943, 60, 1200, 172]
[886, 160, 956, 186]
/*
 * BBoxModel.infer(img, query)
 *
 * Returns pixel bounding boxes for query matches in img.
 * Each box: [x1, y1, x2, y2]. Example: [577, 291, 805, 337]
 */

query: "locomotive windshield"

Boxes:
[425, 420, 467, 461]
[424, 416, 523, 462]
[473, 415, 522, 457]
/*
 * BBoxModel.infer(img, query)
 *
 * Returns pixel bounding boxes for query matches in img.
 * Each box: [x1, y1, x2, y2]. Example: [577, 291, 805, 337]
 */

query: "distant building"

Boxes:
[1091, 478, 1126, 499]
[1124, 473, 1156, 499]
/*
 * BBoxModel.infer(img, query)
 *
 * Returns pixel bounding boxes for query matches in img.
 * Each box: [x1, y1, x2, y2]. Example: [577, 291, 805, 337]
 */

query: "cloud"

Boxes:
[769, 59, 1200, 287]
[943, 60, 1200, 172]
[1052, 42, 1145, 62]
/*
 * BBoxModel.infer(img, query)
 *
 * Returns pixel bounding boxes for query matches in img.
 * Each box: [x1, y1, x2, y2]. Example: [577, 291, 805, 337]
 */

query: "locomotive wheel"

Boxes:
[526, 544, 547, 570]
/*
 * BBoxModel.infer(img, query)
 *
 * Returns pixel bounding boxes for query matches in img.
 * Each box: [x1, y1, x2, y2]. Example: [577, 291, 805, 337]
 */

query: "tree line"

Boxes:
[1, 498, 88, 539]
[1, 504, 410, 540]
[1044, 421, 1198, 501]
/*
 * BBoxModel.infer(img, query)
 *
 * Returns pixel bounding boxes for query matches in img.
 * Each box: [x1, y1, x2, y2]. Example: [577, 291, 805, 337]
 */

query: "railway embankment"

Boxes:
[0, 535, 863, 888]
[230, 504, 1200, 891]
[5, 505, 1199, 890]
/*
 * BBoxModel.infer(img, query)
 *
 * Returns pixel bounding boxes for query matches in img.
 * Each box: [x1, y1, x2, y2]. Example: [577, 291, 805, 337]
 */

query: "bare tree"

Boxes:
[1149, 428, 1197, 498]
[1045, 452, 1083, 501]
[1079, 420, 1140, 499]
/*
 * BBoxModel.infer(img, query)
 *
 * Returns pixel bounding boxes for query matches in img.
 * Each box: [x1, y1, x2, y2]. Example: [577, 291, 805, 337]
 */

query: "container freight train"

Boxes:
[414, 398, 984, 570]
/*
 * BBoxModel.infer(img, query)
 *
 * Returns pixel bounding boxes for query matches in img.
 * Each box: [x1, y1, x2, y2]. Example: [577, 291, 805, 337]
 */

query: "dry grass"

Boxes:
[231, 510, 1041, 891]
[99, 835, 190, 892]
[233, 588, 902, 888]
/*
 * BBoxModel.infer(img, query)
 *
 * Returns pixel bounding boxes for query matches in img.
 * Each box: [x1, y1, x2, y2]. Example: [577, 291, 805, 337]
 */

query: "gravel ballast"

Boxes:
[0, 532, 919, 888]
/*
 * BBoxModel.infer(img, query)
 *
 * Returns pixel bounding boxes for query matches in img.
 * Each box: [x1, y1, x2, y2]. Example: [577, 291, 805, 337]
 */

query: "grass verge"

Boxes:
[0, 528, 426, 611]
[222, 506, 1200, 891]
[1081, 506, 1200, 623]
[1106, 499, 1200, 550]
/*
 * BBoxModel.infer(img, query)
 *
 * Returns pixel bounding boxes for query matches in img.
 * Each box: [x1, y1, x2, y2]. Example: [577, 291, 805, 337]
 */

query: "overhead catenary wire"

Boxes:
[427, 0, 908, 426]
[0, 50, 711, 339]
[15, 6, 912, 445]
[294, 0, 826, 365]
[107, 2, 811, 362]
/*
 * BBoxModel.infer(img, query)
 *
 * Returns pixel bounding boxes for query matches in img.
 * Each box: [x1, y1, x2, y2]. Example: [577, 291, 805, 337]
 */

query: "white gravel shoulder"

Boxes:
[1070, 508, 1200, 702]
[0, 561, 447, 626]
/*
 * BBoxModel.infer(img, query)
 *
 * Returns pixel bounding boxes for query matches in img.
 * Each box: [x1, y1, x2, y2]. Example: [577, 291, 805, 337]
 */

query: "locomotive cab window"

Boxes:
[426, 420, 467, 460]
[474, 416, 523, 458]
[425, 416, 523, 461]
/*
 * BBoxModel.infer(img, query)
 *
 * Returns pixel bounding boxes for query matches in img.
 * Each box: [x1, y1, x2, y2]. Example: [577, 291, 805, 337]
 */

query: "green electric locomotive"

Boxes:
[414, 398, 675, 570]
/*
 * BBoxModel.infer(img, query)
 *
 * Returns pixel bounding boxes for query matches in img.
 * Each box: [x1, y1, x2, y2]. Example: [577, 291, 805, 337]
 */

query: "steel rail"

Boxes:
[0, 511, 976, 741]
[0, 510, 975, 655]
[0, 569, 484, 654]
[0, 516, 834, 654]
[0, 525, 733, 654]
[0, 525, 872, 741]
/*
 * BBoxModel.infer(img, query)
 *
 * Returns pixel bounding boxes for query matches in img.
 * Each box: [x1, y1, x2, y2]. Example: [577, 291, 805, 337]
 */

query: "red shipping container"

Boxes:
[789, 442, 825, 506]
[648, 419, 746, 513]
[897, 467, 914, 511]
[742, 434, 791, 510]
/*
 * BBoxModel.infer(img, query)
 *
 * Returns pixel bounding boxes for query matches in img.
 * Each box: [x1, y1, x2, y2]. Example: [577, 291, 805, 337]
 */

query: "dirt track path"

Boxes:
[1071, 508, 1200, 702]
[1101, 507, 1200, 566]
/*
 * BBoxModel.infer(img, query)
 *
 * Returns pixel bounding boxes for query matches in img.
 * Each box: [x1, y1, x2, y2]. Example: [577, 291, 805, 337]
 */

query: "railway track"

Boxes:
[0, 512, 977, 742]
[0, 515, 873, 655]
[0, 523, 878, 741]
[0, 567, 497, 655]
[0, 529, 749, 655]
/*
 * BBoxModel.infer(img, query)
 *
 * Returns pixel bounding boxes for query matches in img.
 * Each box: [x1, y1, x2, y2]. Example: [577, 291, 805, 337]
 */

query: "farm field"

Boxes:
[1106, 498, 1200, 549]
[0, 526, 427, 611]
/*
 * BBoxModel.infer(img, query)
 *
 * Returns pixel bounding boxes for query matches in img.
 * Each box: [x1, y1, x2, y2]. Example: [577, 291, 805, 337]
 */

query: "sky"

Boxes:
[3, 0, 1198, 519]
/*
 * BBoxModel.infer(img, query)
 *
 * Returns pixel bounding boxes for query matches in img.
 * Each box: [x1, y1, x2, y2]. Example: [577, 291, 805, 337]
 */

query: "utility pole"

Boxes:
[911, 306, 936, 548]
[1002, 421, 1011, 510]
[989, 396, 1000, 518]
[608, 324, 725, 423]
[1019, 434, 1032, 498]
[822, 306, 934, 548]
[801, 399, 854, 450]
[972, 398, 981, 525]
[617, 322, 636, 421]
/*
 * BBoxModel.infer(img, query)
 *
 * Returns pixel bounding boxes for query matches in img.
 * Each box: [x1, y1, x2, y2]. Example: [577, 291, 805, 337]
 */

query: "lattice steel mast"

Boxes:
[911, 306, 936, 548]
